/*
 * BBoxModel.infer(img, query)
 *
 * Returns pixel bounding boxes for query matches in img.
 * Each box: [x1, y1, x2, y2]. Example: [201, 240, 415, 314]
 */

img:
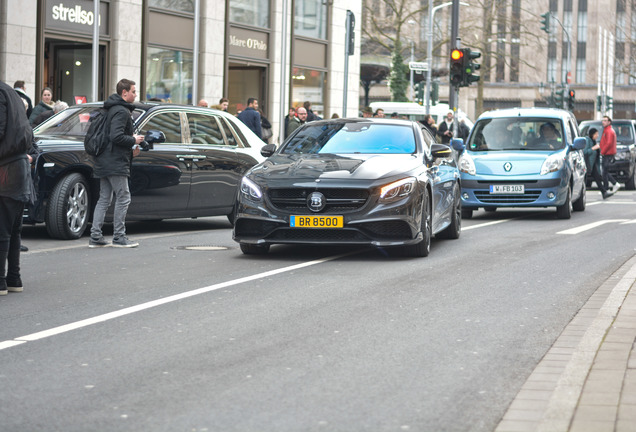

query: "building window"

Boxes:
[149, 0, 194, 13]
[294, 0, 327, 40]
[630, 53, 636, 85]
[576, 58, 586, 82]
[615, 42, 626, 84]
[548, 58, 557, 82]
[291, 67, 325, 117]
[577, 12, 587, 42]
[617, 12, 626, 42]
[146, 47, 193, 104]
[230, 0, 270, 28]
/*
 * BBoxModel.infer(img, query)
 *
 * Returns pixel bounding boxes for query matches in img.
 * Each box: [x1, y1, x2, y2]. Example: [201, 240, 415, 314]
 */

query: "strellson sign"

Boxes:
[45, 0, 109, 36]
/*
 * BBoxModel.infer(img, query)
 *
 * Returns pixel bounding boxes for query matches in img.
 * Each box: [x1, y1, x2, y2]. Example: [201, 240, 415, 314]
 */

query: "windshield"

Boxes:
[34, 106, 146, 137]
[281, 122, 417, 155]
[468, 117, 566, 151]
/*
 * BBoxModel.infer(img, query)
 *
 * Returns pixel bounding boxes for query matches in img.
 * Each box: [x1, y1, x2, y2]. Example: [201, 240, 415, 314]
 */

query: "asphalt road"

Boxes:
[1, 188, 635, 432]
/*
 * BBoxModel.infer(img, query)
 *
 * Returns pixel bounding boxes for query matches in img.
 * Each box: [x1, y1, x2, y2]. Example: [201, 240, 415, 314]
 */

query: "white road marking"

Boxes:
[557, 219, 630, 235]
[0, 252, 354, 351]
[462, 219, 515, 231]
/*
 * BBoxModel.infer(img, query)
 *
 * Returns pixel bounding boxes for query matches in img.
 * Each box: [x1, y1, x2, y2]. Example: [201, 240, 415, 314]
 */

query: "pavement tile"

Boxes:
[516, 389, 553, 401]
[507, 398, 550, 411]
[500, 409, 546, 422]
[569, 419, 615, 432]
[586, 369, 626, 387]
[572, 404, 618, 422]
[617, 403, 636, 421]
[600, 342, 633, 352]
[495, 419, 539, 432]
[594, 349, 630, 363]
[522, 380, 559, 391]
[527, 372, 561, 383]
[617, 419, 636, 432]
[582, 378, 622, 393]
[620, 390, 636, 405]
[543, 353, 573, 362]
[593, 359, 628, 370]
[578, 391, 620, 406]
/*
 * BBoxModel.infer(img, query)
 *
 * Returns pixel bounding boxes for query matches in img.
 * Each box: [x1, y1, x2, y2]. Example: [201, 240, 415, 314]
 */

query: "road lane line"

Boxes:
[0, 251, 354, 351]
[621, 219, 636, 224]
[557, 219, 629, 235]
[462, 219, 513, 231]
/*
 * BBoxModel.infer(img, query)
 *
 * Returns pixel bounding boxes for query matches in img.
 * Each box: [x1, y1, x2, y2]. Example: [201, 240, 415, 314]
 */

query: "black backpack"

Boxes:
[83, 108, 110, 157]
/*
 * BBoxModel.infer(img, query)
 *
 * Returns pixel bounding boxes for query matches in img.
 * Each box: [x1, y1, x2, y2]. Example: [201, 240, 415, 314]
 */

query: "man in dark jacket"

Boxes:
[14, 80, 33, 119]
[89, 79, 144, 248]
[0, 80, 35, 295]
[237, 98, 262, 139]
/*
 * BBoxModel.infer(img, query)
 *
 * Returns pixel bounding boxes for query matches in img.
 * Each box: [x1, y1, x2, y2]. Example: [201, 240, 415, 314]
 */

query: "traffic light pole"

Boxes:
[449, 0, 460, 113]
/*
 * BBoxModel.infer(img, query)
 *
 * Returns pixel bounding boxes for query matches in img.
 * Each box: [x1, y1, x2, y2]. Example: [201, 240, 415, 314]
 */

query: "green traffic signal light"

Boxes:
[540, 12, 550, 34]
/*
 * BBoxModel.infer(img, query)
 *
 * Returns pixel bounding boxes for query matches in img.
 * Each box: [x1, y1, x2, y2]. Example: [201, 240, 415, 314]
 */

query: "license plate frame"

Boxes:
[290, 215, 344, 228]
[489, 184, 525, 194]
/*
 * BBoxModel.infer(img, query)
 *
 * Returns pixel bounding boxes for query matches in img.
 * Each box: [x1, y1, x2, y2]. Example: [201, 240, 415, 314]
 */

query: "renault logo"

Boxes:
[504, 162, 512, 172]
[307, 191, 326, 212]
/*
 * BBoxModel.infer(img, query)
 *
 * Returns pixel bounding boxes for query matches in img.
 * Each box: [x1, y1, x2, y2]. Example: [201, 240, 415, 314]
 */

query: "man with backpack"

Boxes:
[89, 79, 144, 248]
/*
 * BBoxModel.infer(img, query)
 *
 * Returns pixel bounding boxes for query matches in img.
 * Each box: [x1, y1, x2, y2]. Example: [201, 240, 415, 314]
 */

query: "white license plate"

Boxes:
[490, 184, 525, 194]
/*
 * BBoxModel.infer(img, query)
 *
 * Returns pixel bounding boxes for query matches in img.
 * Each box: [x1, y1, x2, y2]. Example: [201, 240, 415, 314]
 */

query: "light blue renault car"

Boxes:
[455, 108, 587, 219]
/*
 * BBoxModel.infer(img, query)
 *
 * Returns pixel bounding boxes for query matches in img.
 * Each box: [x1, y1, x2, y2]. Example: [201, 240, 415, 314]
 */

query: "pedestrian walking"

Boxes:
[0, 80, 36, 295]
[437, 111, 455, 144]
[237, 98, 262, 139]
[599, 116, 620, 194]
[89, 79, 144, 248]
[584, 127, 612, 199]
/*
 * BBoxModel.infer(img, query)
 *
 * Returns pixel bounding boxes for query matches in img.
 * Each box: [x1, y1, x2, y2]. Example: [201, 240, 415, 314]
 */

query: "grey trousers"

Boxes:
[90, 176, 131, 239]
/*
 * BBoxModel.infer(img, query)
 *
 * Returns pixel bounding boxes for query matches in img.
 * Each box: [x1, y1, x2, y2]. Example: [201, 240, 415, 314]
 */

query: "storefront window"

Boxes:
[149, 0, 194, 13]
[229, 0, 269, 28]
[294, 0, 327, 40]
[291, 67, 324, 118]
[146, 47, 193, 104]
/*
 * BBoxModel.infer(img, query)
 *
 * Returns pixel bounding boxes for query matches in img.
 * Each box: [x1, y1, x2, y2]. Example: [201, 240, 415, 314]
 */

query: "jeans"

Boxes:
[90, 176, 131, 239]
[601, 154, 617, 191]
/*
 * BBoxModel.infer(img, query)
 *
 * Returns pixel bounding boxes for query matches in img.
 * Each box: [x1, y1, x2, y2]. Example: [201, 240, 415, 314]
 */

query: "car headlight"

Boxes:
[458, 153, 476, 175]
[379, 177, 416, 202]
[540, 153, 565, 175]
[614, 151, 628, 161]
[240, 177, 263, 201]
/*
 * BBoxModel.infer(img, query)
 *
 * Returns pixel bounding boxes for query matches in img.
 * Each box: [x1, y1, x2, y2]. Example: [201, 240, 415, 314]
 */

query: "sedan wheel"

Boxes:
[46, 173, 90, 240]
[404, 190, 431, 257]
[437, 183, 461, 239]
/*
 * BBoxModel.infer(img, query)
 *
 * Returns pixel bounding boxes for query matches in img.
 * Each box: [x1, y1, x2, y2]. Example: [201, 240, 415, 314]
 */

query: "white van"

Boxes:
[369, 102, 472, 128]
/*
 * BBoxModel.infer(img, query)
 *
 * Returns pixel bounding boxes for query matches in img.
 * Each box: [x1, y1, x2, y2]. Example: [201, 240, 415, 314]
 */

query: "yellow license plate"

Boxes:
[290, 215, 343, 228]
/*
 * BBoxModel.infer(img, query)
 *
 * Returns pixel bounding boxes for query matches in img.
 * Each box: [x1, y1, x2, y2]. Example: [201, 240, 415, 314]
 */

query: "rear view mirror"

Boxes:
[431, 143, 453, 159]
[261, 143, 277, 157]
[572, 137, 586, 150]
[142, 130, 166, 150]
[450, 138, 465, 152]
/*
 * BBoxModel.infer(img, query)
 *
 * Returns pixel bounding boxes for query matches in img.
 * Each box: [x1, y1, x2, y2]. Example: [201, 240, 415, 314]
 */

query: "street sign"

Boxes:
[409, 61, 428, 71]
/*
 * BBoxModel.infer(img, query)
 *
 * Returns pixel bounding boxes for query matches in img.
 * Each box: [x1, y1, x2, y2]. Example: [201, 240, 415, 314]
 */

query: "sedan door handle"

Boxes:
[177, 154, 207, 160]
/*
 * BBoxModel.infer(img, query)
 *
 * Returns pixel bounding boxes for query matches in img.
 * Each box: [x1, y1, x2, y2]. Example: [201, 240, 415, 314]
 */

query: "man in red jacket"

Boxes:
[599, 116, 620, 193]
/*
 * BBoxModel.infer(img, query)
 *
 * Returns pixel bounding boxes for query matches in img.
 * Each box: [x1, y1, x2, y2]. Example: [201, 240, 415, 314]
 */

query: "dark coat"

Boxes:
[437, 120, 454, 144]
[0, 81, 35, 202]
[238, 107, 262, 139]
[29, 100, 53, 126]
[92, 93, 136, 178]
[15, 88, 33, 119]
[583, 136, 600, 171]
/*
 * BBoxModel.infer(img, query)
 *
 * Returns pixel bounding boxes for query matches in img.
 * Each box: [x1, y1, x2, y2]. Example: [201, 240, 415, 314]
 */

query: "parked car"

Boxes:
[29, 102, 267, 239]
[457, 108, 587, 219]
[578, 119, 636, 190]
[233, 118, 464, 257]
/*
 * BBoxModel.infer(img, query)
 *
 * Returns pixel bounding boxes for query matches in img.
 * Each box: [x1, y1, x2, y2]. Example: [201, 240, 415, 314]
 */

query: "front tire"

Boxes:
[46, 173, 91, 240]
[404, 190, 431, 257]
[625, 168, 636, 190]
[556, 186, 572, 219]
[573, 182, 586, 211]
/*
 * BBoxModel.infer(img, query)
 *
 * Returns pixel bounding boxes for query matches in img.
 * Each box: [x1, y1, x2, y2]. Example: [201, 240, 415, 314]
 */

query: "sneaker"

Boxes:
[112, 236, 139, 248]
[602, 190, 613, 199]
[20, 244, 28, 252]
[89, 236, 111, 248]
[6, 277, 23, 293]
[612, 182, 621, 193]
[0, 281, 7, 296]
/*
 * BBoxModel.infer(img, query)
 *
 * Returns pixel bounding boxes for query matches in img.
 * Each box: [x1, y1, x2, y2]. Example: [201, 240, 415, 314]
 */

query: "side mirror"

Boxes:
[143, 130, 166, 150]
[261, 143, 277, 157]
[450, 138, 465, 152]
[572, 137, 586, 150]
[431, 143, 453, 159]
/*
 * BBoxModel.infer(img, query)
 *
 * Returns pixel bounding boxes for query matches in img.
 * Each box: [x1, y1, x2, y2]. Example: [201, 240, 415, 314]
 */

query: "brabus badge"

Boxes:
[504, 162, 512, 172]
[307, 191, 326, 212]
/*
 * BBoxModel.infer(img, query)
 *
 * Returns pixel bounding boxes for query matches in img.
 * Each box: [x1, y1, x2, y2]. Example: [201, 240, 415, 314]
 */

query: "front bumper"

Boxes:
[460, 177, 566, 209]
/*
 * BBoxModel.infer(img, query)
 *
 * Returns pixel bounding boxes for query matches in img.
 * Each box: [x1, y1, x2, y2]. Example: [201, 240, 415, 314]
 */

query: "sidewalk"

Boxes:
[496, 255, 636, 432]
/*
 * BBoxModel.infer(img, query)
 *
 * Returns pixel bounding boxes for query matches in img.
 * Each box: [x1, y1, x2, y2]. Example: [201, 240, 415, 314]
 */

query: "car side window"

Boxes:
[139, 111, 182, 143]
[567, 120, 576, 145]
[187, 113, 225, 146]
[218, 117, 238, 147]
[419, 126, 433, 154]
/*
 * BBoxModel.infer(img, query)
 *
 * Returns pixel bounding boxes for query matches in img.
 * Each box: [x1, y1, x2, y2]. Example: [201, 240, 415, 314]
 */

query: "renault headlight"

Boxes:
[458, 153, 476, 175]
[540, 153, 565, 175]
[379, 177, 416, 202]
[240, 177, 263, 201]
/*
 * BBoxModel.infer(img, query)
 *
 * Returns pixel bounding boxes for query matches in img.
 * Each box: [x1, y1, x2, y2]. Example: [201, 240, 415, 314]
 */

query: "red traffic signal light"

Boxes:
[451, 49, 463, 61]
[450, 50, 464, 86]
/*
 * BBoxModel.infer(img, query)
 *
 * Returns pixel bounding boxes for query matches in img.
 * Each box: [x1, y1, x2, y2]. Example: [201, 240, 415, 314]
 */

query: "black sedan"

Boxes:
[233, 118, 463, 257]
[30, 103, 266, 239]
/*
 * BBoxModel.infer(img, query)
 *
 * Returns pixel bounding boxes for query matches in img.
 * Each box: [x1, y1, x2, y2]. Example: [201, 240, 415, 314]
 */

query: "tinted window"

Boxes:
[281, 123, 416, 155]
[219, 117, 238, 147]
[468, 117, 566, 151]
[186, 113, 225, 146]
[139, 112, 182, 143]
[35, 106, 101, 136]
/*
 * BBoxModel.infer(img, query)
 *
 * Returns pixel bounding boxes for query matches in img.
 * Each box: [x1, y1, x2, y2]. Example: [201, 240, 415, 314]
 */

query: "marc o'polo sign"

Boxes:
[229, 27, 269, 60]
[45, 0, 109, 36]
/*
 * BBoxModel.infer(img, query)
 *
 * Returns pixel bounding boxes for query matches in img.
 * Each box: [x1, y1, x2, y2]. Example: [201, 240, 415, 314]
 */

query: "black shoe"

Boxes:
[20, 244, 28, 252]
[6, 277, 23, 293]
[602, 190, 614, 199]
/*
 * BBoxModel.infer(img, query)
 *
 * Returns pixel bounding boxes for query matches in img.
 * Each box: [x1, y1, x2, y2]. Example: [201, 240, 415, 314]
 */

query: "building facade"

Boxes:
[361, 0, 636, 122]
[0, 0, 362, 141]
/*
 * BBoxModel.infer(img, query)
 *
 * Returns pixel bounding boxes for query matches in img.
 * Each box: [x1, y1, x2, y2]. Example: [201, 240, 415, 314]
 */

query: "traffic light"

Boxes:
[554, 88, 564, 108]
[540, 12, 550, 33]
[450, 49, 464, 87]
[462, 48, 481, 86]
[605, 95, 613, 110]
[414, 82, 423, 105]
[431, 81, 439, 105]
[567, 89, 575, 111]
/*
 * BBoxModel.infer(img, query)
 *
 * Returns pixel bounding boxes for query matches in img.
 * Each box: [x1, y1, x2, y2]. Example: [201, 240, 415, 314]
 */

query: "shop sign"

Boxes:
[45, 0, 109, 36]
[229, 26, 269, 60]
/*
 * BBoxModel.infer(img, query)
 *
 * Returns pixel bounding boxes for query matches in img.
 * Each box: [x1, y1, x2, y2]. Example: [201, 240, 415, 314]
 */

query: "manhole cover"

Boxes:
[173, 245, 229, 251]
